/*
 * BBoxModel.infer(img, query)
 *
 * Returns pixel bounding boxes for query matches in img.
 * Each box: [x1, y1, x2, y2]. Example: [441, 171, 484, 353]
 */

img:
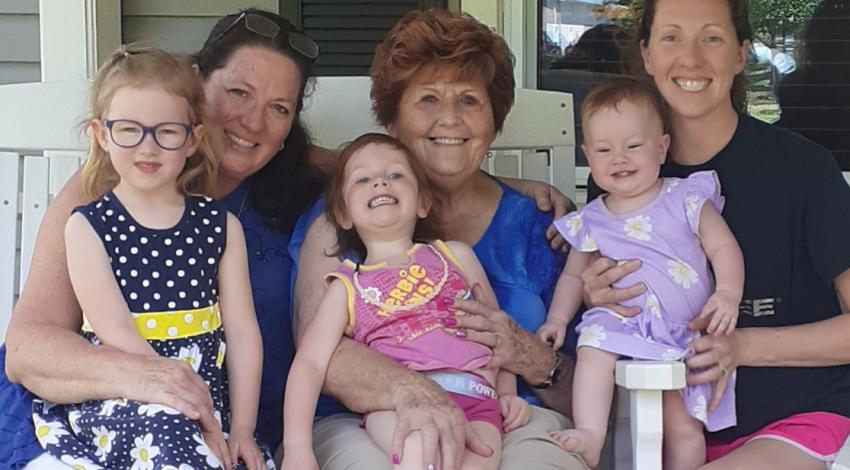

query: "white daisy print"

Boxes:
[130, 433, 161, 470]
[580, 234, 598, 252]
[193, 432, 222, 468]
[578, 323, 608, 348]
[645, 294, 661, 318]
[667, 259, 699, 289]
[177, 344, 203, 372]
[216, 341, 227, 369]
[565, 215, 583, 236]
[99, 398, 127, 416]
[33, 415, 69, 446]
[666, 179, 680, 193]
[692, 395, 708, 424]
[662, 349, 685, 361]
[60, 455, 103, 470]
[685, 195, 701, 219]
[214, 409, 223, 427]
[624, 215, 653, 241]
[68, 409, 82, 434]
[92, 425, 116, 462]
[137, 403, 180, 417]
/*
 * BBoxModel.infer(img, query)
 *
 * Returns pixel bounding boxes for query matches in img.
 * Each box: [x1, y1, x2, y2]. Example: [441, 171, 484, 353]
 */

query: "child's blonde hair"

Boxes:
[82, 45, 217, 199]
[580, 76, 670, 135]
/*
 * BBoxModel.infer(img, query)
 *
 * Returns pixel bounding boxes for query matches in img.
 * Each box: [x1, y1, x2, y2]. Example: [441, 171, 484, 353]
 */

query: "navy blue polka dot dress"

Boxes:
[31, 191, 274, 469]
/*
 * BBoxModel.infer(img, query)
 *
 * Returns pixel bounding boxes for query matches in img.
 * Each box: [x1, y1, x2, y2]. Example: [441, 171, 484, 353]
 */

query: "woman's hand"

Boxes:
[451, 284, 549, 378]
[228, 428, 265, 470]
[391, 377, 493, 470]
[686, 315, 749, 411]
[123, 353, 217, 425]
[202, 428, 233, 470]
[500, 394, 531, 433]
[580, 255, 646, 317]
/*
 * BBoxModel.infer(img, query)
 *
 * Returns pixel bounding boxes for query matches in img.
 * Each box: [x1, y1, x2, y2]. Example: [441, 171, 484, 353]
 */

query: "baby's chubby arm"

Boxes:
[697, 204, 745, 336]
[281, 279, 350, 470]
[537, 250, 592, 349]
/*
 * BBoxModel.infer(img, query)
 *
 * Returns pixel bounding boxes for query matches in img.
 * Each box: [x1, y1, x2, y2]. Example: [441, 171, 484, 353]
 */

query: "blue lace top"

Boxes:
[290, 179, 567, 416]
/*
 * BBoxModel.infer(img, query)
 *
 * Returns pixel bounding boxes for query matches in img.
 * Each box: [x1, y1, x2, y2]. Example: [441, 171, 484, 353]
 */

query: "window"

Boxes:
[536, 0, 850, 171]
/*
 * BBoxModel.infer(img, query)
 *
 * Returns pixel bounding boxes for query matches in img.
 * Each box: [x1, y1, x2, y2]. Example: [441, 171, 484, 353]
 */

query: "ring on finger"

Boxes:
[719, 365, 729, 377]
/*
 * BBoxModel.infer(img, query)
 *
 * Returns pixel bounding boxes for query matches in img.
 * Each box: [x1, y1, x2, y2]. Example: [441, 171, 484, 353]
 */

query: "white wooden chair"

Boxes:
[3, 78, 849, 470]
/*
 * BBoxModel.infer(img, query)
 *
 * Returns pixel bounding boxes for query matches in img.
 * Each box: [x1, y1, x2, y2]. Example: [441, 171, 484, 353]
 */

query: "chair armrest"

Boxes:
[832, 434, 850, 470]
[615, 360, 687, 391]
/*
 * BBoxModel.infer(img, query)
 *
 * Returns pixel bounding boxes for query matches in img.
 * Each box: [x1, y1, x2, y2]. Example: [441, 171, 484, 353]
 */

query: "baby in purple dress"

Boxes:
[539, 78, 745, 469]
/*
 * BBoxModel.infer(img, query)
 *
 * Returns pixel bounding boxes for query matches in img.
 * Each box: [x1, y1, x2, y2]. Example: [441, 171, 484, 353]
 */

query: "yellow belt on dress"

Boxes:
[82, 303, 222, 340]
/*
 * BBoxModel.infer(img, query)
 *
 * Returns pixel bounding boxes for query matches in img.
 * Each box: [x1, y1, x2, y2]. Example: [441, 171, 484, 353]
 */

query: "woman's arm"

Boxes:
[219, 214, 263, 439]
[64, 213, 157, 356]
[5, 170, 215, 420]
[450, 287, 576, 417]
[293, 217, 491, 470]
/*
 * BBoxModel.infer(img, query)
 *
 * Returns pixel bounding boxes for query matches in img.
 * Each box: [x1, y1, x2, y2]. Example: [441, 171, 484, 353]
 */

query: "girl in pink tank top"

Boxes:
[281, 134, 531, 470]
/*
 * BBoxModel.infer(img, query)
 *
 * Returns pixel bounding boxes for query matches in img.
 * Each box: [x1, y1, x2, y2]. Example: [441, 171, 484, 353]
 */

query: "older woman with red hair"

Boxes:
[292, 9, 587, 470]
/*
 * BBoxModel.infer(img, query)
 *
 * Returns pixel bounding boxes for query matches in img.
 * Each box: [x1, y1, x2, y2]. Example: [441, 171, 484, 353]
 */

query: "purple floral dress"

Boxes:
[554, 171, 736, 431]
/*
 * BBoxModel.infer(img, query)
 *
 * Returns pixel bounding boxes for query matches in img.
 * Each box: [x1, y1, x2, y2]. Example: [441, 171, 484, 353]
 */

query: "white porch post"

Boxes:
[39, 0, 120, 81]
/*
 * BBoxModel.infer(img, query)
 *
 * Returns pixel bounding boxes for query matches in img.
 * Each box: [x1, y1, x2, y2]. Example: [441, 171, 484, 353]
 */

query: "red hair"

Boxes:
[370, 9, 515, 133]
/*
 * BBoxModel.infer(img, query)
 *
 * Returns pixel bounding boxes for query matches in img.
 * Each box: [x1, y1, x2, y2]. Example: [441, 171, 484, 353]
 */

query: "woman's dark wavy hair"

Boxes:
[195, 8, 324, 233]
[628, 0, 752, 114]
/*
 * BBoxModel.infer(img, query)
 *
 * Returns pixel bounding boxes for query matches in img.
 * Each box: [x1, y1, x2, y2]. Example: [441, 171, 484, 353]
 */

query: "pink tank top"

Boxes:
[326, 241, 492, 372]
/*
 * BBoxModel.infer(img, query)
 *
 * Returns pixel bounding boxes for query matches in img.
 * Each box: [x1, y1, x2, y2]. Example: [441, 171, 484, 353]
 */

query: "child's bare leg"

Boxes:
[662, 390, 706, 470]
[366, 411, 502, 470]
[366, 410, 430, 469]
[549, 346, 617, 468]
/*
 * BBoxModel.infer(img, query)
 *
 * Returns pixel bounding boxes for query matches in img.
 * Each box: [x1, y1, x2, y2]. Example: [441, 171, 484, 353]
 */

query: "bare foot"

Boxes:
[549, 428, 603, 469]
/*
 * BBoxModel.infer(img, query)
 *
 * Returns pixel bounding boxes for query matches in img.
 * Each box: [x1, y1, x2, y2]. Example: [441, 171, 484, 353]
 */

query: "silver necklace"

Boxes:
[352, 243, 449, 314]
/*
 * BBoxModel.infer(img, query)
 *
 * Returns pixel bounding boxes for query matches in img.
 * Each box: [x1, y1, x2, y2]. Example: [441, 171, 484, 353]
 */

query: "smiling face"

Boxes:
[583, 99, 670, 210]
[338, 142, 430, 239]
[640, 0, 749, 123]
[387, 73, 496, 187]
[93, 86, 201, 197]
[203, 46, 301, 189]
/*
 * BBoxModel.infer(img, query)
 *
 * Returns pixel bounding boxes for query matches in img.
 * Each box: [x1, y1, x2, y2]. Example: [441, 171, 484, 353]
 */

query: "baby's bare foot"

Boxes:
[549, 428, 604, 469]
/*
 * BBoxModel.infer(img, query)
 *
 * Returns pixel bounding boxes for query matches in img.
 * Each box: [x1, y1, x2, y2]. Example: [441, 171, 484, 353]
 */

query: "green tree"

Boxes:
[749, 0, 820, 37]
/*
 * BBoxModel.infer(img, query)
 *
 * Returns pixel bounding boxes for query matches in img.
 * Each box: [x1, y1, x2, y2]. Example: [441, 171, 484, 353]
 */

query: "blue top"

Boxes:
[289, 179, 567, 416]
[0, 180, 300, 467]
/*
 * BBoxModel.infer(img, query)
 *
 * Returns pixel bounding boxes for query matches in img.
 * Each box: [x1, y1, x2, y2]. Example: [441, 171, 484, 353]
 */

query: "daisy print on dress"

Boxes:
[565, 214, 583, 237]
[193, 432, 222, 468]
[578, 323, 608, 348]
[685, 195, 701, 220]
[130, 433, 160, 470]
[667, 259, 699, 289]
[624, 215, 653, 241]
[645, 294, 661, 318]
[692, 395, 708, 424]
[61, 455, 103, 470]
[33, 415, 68, 446]
[177, 343, 203, 372]
[581, 234, 598, 252]
[92, 425, 116, 462]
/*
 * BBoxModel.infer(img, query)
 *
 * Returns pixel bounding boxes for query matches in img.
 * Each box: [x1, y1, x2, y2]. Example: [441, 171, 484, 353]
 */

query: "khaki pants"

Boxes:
[312, 406, 589, 470]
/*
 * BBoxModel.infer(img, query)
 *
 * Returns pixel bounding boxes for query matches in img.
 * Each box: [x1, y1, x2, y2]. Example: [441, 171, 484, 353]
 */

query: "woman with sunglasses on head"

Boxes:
[0, 9, 324, 469]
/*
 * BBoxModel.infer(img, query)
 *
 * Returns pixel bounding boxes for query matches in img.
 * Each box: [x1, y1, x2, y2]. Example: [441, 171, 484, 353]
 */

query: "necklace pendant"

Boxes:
[361, 286, 382, 304]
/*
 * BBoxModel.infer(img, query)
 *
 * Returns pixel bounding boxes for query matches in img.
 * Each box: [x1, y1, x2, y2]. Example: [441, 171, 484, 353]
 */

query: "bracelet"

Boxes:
[531, 350, 563, 391]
